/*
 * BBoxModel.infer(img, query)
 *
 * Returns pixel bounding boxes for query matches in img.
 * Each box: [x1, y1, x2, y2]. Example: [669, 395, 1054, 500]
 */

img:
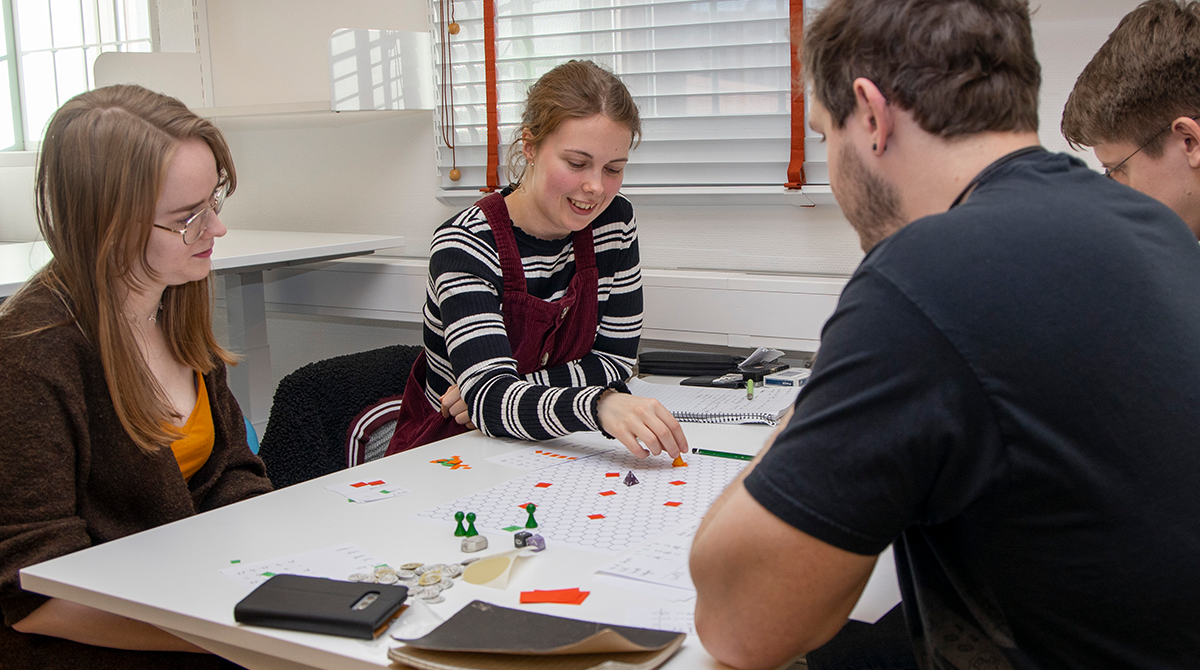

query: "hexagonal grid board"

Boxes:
[411, 446, 748, 555]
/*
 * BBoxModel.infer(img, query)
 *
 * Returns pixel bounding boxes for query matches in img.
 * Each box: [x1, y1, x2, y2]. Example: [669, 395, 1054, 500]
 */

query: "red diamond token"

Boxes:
[664, 502, 683, 507]
[535, 482, 552, 488]
[588, 514, 606, 520]
[669, 480, 686, 486]
[599, 490, 616, 496]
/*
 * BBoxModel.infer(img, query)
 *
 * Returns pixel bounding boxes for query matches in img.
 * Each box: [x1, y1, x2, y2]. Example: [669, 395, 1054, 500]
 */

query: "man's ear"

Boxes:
[851, 78, 892, 156]
[1175, 116, 1200, 170]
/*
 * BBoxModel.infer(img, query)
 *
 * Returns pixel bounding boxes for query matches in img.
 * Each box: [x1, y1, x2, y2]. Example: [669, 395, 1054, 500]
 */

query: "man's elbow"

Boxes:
[693, 598, 827, 670]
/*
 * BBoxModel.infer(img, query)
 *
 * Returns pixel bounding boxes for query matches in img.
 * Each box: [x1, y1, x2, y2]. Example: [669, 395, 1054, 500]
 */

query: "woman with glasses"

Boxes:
[0, 85, 271, 669]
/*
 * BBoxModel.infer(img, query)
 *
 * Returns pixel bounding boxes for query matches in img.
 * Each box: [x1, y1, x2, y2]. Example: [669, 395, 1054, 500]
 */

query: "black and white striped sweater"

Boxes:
[421, 193, 642, 440]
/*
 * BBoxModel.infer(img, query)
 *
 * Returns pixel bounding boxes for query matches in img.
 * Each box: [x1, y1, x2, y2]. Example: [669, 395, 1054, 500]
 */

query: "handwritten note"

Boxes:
[220, 543, 387, 590]
[596, 518, 699, 592]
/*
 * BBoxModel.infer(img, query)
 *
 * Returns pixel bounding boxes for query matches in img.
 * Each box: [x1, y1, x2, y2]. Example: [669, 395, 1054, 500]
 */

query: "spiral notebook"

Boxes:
[626, 378, 800, 426]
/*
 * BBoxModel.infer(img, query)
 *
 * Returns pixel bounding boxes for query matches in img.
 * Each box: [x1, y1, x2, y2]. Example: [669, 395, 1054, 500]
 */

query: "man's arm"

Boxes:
[690, 408, 877, 669]
[690, 480, 878, 670]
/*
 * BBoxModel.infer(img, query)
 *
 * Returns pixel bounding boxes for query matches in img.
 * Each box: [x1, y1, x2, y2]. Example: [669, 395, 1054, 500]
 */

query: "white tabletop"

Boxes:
[0, 230, 404, 297]
[20, 425, 775, 670]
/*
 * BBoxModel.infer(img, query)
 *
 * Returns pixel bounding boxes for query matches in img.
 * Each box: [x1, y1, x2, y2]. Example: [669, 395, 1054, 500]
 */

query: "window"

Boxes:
[1, 0, 151, 151]
[430, 0, 824, 196]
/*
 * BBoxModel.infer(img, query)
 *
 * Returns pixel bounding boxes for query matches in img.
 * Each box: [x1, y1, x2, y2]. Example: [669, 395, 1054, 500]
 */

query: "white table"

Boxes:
[1, 231, 404, 433]
[21, 425, 771, 670]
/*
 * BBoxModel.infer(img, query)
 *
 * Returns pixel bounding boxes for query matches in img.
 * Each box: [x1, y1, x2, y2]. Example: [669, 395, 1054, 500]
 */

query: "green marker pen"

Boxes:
[692, 448, 754, 461]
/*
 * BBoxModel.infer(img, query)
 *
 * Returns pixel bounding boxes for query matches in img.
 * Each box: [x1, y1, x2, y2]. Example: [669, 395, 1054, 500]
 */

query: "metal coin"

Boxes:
[441, 564, 463, 579]
[436, 578, 453, 590]
[396, 570, 417, 580]
[348, 573, 373, 583]
[408, 586, 429, 598]
[400, 577, 420, 587]
[418, 593, 445, 604]
[400, 562, 423, 571]
[418, 572, 442, 586]
[424, 563, 448, 575]
[377, 572, 399, 585]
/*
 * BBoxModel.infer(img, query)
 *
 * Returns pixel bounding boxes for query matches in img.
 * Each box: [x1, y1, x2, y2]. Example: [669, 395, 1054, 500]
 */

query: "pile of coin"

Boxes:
[348, 562, 464, 605]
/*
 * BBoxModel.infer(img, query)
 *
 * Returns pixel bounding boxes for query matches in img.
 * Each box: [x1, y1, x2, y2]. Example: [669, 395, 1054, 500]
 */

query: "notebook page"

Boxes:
[626, 378, 800, 424]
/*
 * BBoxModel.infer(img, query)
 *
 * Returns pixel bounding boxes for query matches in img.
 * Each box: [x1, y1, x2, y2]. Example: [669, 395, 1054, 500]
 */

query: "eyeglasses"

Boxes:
[154, 169, 229, 244]
[1104, 116, 1199, 179]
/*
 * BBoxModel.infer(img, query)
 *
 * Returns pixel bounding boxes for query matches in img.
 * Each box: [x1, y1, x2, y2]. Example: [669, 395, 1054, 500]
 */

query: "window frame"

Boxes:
[428, 0, 832, 208]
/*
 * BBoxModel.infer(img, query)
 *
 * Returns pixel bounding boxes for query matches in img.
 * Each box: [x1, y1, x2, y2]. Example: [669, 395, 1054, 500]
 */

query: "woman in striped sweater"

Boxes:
[387, 60, 687, 460]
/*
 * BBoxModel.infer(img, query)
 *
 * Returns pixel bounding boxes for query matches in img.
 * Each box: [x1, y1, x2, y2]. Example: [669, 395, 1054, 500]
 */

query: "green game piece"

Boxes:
[524, 503, 538, 529]
[465, 512, 479, 537]
[454, 511, 467, 537]
[502, 525, 523, 532]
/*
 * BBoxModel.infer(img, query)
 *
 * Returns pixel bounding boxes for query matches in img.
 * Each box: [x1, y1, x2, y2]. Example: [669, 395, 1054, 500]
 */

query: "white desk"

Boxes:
[0, 231, 404, 433]
[21, 425, 772, 670]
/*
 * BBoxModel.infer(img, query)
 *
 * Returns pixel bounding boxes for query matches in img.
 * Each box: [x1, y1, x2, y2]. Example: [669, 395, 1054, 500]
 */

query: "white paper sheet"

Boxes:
[220, 543, 388, 590]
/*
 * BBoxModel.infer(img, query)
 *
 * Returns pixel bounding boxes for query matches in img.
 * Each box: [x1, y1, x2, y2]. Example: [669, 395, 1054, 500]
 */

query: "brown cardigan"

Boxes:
[0, 284, 273, 669]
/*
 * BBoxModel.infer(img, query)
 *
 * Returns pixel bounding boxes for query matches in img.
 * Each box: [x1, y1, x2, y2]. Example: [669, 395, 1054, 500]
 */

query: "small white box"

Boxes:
[764, 368, 812, 387]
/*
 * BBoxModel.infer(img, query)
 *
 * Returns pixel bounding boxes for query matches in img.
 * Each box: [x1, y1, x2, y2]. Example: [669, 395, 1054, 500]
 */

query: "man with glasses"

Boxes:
[1062, 0, 1200, 239]
[689, 0, 1200, 668]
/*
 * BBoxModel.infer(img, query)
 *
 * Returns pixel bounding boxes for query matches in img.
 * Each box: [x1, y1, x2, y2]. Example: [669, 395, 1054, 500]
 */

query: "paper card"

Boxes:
[485, 440, 614, 471]
[626, 604, 697, 636]
[326, 478, 411, 503]
[595, 518, 700, 592]
[221, 543, 387, 590]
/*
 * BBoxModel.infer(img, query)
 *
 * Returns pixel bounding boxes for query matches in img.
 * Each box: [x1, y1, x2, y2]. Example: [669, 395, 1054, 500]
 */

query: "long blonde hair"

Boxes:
[14, 84, 238, 453]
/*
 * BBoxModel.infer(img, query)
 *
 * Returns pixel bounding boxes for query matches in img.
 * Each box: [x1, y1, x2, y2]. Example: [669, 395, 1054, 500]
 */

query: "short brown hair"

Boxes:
[19, 85, 236, 453]
[506, 60, 641, 185]
[805, 0, 1041, 138]
[1062, 0, 1200, 157]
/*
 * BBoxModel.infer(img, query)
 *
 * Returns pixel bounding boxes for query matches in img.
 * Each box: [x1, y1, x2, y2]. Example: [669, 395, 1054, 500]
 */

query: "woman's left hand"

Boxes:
[440, 385, 477, 430]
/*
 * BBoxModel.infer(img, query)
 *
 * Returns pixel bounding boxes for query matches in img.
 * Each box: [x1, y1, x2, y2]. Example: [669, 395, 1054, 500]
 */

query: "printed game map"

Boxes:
[412, 438, 750, 555]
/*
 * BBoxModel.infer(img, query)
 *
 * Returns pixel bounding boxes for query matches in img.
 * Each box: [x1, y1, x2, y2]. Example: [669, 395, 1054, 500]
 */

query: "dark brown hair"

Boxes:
[506, 60, 641, 185]
[7, 84, 237, 453]
[1062, 0, 1200, 157]
[805, 0, 1041, 138]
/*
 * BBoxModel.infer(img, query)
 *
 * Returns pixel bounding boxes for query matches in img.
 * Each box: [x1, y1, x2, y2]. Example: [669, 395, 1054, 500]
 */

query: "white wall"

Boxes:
[0, 0, 1145, 394]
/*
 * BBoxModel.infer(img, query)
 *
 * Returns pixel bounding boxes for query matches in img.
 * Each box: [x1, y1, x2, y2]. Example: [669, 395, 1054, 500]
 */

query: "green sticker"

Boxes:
[502, 525, 522, 532]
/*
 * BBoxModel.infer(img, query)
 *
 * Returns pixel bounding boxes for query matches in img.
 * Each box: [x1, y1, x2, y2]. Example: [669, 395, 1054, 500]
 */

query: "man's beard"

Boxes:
[836, 142, 905, 253]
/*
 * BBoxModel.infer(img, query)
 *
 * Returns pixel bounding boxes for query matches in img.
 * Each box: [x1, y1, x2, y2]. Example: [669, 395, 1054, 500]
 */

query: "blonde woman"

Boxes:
[0, 85, 271, 669]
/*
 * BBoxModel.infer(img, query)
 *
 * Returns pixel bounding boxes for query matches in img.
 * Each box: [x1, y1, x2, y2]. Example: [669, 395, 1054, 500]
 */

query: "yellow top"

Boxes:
[170, 373, 214, 481]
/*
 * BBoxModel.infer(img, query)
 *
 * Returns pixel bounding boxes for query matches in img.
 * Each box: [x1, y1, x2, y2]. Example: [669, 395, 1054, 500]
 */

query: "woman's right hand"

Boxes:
[440, 384, 476, 430]
[597, 391, 688, 460]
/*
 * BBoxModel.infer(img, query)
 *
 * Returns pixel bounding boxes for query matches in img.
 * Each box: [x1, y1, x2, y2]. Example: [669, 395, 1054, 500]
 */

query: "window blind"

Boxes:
[431, 0, 826, 194]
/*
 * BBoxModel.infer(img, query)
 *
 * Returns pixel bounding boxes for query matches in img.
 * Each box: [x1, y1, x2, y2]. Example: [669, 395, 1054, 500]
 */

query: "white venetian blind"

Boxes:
[431, 0, 812, 193]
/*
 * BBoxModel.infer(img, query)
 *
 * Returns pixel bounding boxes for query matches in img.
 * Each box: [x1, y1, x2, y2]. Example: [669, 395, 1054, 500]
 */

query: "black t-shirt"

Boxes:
[745, 150, 1200, 669]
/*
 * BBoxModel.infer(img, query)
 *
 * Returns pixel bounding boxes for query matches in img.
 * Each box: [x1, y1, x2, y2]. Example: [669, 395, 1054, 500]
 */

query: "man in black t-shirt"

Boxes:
[689, 1, 1200, 669]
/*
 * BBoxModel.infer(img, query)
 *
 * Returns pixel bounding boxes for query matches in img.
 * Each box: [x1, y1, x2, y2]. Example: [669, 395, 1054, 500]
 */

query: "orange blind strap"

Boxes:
[482, 0, 500, 193]
[785, 0, 806, 190]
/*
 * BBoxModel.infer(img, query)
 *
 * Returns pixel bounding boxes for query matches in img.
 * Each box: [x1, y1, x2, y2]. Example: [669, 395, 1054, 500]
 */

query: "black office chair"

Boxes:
[258, 344, 422, 488]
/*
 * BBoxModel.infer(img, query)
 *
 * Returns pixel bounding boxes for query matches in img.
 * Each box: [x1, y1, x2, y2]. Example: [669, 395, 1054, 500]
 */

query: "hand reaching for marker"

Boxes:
[597, 390, 688, 460]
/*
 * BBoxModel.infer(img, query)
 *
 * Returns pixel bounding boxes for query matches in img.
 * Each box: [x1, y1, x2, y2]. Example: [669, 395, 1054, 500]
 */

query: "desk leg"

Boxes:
[224, 271, 273, 437]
